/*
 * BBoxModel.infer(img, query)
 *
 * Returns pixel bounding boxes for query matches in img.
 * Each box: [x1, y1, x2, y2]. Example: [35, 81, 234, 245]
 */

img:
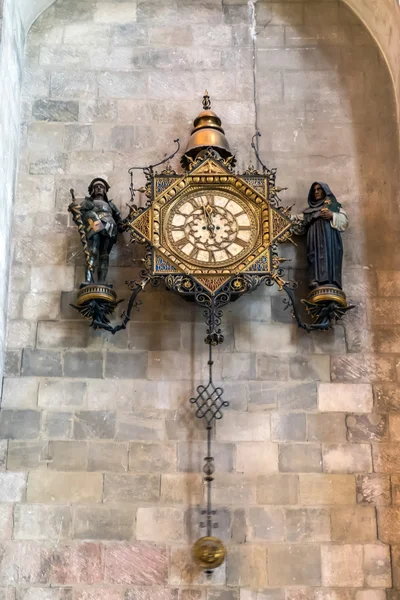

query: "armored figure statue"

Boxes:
[292, 181, 348, 291]
[71, 178, 122, 284]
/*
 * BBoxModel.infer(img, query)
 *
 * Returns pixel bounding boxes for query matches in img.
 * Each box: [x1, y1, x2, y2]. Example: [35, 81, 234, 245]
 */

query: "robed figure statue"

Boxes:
[293, 182, 348, 290]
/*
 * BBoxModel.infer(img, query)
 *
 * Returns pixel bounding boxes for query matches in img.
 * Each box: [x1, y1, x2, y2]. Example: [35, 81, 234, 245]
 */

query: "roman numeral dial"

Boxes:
[165, 191, 258, 267]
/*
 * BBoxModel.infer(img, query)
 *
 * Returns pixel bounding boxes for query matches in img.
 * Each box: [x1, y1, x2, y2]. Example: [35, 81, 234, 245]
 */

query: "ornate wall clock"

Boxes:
[68, 92, 353, 574]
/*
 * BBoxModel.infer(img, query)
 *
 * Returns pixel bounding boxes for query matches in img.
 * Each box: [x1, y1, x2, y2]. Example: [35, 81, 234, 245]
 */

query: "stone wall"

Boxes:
[1, 0, 400, 599]
[0, 0, 25, 384]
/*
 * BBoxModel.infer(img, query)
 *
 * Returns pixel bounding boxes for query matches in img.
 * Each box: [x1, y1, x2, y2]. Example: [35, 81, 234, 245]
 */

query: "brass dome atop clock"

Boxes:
[182, 91, 233, 167]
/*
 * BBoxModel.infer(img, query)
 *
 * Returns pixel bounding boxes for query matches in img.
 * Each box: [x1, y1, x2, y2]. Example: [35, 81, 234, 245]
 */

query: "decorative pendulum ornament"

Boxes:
[190, 342, 228, 575]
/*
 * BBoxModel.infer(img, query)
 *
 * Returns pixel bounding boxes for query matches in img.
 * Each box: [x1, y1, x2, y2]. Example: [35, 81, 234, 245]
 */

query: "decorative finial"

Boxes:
[203, 90, 211, 110]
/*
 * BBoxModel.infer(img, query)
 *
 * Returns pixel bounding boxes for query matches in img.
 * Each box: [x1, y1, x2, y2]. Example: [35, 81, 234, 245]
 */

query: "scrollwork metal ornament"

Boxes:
[68, 92, 354, 575]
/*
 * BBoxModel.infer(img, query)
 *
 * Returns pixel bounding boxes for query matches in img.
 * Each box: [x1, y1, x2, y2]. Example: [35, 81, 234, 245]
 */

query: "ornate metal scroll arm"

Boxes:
[190, 343, 228, 575]
[90, 275, 151, 333]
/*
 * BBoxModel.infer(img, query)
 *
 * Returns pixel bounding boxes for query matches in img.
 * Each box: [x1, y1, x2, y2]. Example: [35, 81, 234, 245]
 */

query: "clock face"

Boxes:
[164, 190, 258, 266]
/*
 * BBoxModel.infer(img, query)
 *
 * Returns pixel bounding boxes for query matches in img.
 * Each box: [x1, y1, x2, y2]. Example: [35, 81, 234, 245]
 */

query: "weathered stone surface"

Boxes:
[363, 544, 392, 587]
[375, 383, 400, 412]
[323, 444, 372, 473]
[247, 507, 285, 541]
[0, 410, 40, 439]
[105, 352, 147, 379]
[32, 99, 79, 122]
[0, 441, 7, 471]
[321, 545, 363, 586]
[235, 442, 278, 474]
[277, 383, 317, 411]
[1, 378, 38, 409]
[103, 474, 160, 503]
[64, 351, 103, 378]
[271, 413, 306, 442]
[286, 508, 330, 542]
[226, 545, 268, 588]
[318, 383, 373, 412]
[38, 380, 86, 409]
[346, 414, 388, 442]
[47, 542, 103, 584]
[136, 507, 184, 542]
[279, 444, 322, 473]
[356, 474, 391, 505]
[217, 412, 270, 442]
[129, 442, 176, 472]
[87, 442, 128, 472]
[0, 472, 26, 502]
[22, 350, 62, 377]
[42, 411, 73, 439]
[73, 505, 133, 540]
[160, 473, 203, 504]
[7, 441, 48, 471]
[73, 410, 115, 440]
[27, 472, 102, 503]
[373, 444, 400, 473]
[331, 506, 376, 542]
[331, 355, 395, 383]
[48, 441, 87, 471]
[104, 543, 167, 585]
[308, 413, 347, 443]
[116, 414, 164, 442]
[268, 544, 321, 586]
[178, 441, 233, 473]
[299, 474, 356, 505]
[14, 504, 72, 540]
[257, 474, 298, 505]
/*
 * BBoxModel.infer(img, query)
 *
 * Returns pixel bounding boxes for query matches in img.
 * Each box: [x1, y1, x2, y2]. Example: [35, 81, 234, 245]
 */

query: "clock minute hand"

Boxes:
[204, 205, 216, 237]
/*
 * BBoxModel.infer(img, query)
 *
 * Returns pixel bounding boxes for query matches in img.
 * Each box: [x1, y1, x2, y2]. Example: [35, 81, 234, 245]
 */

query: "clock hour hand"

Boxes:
[203, 204, 216, 237]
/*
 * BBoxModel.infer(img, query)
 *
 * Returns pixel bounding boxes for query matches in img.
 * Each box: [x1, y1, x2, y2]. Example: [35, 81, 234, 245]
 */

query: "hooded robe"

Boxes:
[300, 182, 348, 289]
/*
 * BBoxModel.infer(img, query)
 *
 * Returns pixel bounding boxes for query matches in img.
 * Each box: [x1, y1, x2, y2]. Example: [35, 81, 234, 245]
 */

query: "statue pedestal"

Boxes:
[307, 285, 347, 307]
[71, 283, 120, 327]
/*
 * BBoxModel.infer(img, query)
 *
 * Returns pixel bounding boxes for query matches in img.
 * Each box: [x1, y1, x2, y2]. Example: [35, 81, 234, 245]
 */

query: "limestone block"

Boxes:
[105, 351, 148, 379]
[318, 384, 373, 412]
[27, 122, 64, 152]
[217, 412, 270, 442]
[73, 410, 115, 440]
[268, 544, 321, 586]
[14, 504, 72, 540]
[213, 474, 256, 505]
[235, 442, 279, 474]
[129, 442, 176, 472]
[68, 151, 113, 175]
[1, 377, 38, 409]
[279, 444, 322, 473]
[377, 507, 400, 544]
[377, 271, 400, 296]
[48, 441, 87, 471]
[0, 472, 26, 502]
[0, 410, 40, 439]
[222, 353, 256, 380]
[390, 546, 400, 589]
[98, 71, 147, 99]
[0, 505, 12, 540]
[271, 413, 306, 442]
[47, 542, 103, 585]
[110, 23, 148, 47]
[226, 545, 267, 588]
[39, 46, 91, 70]
[27, 471, 102, 503]
[148, 351, 222, 382]
[321, 545, 363, 587]
[308, 414, 347, 443]
[356, 474, 391, 505]
[247, 507, 285, 541]
[19, 590, 77, 600]
[346, 414, 388, 442]
[136, 507, 184, 543]
[323, 444, 372, 473]
[3, 351, 21, 377]
[178, 441, 234, 473]
[79, 98, 117, 123]
[104, 543, 167, 585]
[86, 380, 133, 411]
[257, 474, 299, 505]
[331, 355, 395, 383]
[299, 474, 356, 505]
[235, 322, 298, 354]
[160, 474, 203, 505]
[32, 99, 79, 122]
[94, 2, 137, 24]
[220, 381, 248, 411]
[87, 442, 128, 472]
[38, 380, 86, 409]
[286, 508, 330, 542]
[7, 441, 48, 471]
[372, 444, 400, 473]
[125, 590, 175, 600]
[148, 72, 195, 101]
[375, 383, 400, 412]
[130, 322, 181, 351]
[0, 440, 6, 471]
[22, 293, 60, 320]
[6, 321, 35, 349]
[73, 505, 133, 541]
[331, 506, 376, 542]
[248, 381, 279, 411]
[363, 544, 392, 587]
[31, 265, 74, 292]
[14, 234, 68, 266]
[286, 24, 352, 46]
[116, 414, 164, 442]
[103, 474, 160, 503]
[63, 351, 103, 379]
[42, 411, 73, 439]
